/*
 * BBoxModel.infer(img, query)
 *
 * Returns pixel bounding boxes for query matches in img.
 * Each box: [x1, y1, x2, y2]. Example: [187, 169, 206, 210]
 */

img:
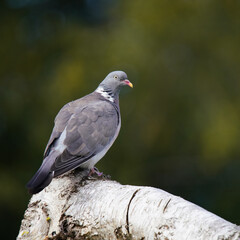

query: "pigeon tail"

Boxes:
[26, 153, 56, 194]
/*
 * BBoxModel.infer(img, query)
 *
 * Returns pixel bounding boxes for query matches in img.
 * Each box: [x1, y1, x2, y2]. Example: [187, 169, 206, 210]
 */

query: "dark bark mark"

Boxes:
[163, 199, 171, 213]
[158, 199, 162, 208]
[42, 203, 51, 235]
[126, 189, 141, 234]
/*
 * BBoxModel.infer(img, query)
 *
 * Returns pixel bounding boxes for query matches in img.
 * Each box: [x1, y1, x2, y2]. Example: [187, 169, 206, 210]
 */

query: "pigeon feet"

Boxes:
[83, 167, 111, 181]
[88, 167, 103, 177]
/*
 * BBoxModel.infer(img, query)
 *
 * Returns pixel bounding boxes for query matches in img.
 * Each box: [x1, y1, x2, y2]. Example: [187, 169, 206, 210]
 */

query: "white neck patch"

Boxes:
[95, 86, 114, 102]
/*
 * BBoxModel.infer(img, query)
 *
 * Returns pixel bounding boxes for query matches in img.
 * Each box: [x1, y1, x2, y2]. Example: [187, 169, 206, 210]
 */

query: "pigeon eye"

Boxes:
[114, 75, 118, 79]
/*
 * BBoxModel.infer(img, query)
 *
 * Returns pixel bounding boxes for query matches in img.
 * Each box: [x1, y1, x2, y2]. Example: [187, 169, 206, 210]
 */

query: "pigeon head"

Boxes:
[98, 71, 133, 97]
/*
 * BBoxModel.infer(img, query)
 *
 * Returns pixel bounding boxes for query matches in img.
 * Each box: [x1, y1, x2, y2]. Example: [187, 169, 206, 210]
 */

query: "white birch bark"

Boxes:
[17, 170, 240, 240]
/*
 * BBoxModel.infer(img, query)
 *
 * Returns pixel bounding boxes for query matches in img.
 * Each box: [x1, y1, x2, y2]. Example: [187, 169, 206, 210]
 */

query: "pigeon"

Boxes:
[26, 71, 133, 194]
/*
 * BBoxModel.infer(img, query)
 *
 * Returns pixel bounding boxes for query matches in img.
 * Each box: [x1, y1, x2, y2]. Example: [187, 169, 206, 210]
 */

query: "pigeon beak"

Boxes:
[123, 79, 133, 88]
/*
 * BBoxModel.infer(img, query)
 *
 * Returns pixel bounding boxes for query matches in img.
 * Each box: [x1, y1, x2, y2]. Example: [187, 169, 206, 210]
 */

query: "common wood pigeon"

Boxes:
[27, 71, 133, 194]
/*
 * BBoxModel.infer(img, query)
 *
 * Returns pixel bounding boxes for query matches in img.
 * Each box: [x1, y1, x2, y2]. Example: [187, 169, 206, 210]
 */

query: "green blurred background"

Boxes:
[1, 0, 240, 238]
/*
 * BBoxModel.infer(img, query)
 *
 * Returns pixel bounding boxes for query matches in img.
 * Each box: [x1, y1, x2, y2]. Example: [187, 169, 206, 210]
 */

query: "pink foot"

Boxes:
[88, 167, 103, 177]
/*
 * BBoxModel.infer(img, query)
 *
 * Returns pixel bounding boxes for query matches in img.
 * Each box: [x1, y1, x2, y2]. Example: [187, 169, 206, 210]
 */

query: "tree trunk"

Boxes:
[17, 170, 240, 240]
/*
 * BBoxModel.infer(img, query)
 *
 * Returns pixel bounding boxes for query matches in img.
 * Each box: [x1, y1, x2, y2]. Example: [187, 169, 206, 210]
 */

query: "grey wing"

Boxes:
[44, 101, 78, 158]
[51, 102, 119, 177]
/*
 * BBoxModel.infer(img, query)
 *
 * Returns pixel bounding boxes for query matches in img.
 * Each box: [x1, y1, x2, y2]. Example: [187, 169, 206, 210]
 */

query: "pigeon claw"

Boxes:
[88, 167, 103, 177]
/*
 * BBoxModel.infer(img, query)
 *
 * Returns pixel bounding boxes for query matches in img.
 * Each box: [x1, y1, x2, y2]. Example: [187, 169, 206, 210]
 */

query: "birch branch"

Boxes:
[17, 170, 240, 240]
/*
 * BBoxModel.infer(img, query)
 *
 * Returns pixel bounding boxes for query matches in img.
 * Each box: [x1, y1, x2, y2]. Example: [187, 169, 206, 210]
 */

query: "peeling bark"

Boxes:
[17, 170, 240, 240]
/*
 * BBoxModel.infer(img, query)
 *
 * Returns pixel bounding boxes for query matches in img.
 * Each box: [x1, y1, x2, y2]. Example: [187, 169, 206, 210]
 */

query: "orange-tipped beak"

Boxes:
[123, 79, 133, 88]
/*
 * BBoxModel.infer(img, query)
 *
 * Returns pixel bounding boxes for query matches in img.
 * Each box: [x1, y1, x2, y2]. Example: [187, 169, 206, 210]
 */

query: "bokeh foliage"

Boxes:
[1, 0, 240, 238]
